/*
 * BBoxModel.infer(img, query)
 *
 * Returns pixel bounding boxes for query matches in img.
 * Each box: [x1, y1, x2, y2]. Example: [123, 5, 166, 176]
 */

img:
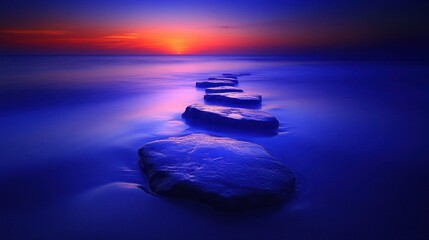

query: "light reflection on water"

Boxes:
[0, 56, 428, 240]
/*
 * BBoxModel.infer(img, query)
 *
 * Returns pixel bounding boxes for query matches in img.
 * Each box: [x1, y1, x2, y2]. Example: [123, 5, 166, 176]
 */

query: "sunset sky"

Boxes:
[1, 0, 427, 56]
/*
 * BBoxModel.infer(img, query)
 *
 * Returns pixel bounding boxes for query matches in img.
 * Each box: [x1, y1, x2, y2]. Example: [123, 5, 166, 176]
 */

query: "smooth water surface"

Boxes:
[1, 55, 428, 240]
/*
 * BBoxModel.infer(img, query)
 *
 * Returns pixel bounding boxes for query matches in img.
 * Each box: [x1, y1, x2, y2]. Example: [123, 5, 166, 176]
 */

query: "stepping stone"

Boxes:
[223, 73, 251, 77]
[182, 104, 279, 131]
[196, 80, 236, 88]
[138, 133, 295, 211]
[205, 86, 244, 93]
[208, 77, 239, 83]
[222, 73, 238, 78]
[204, 92, 262, 106]
[219, 74, 238, 79]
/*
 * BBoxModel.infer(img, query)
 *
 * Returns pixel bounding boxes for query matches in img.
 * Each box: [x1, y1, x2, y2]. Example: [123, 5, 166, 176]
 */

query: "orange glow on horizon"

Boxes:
[0, 24, 366, 54]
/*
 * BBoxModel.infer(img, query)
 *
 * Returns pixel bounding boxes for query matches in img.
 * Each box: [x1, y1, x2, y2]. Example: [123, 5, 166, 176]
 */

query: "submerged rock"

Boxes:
[182, 104, 279, 131]
[196, 80, 236, 88]
[205, 86, 244, 93]
[138, 133, 295, 210]
[208, 77, 239, 83]
[204, 92, 262, 106]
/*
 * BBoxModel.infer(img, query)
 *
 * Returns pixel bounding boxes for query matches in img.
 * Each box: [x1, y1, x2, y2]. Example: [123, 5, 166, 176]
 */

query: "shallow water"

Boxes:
[1, 55, 428, 240]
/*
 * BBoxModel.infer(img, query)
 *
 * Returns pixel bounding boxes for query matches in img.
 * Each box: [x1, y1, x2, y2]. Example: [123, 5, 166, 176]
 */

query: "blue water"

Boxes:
[1, 56, 428, 240]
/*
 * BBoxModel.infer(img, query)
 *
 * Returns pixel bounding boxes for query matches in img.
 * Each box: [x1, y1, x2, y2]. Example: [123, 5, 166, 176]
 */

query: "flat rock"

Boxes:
[223, 73, 251, 77]
[196, 80, 236, 88]
[205, 86, 244, 93]
[138, 133, 295, 210]
[219, 74, 237, 79]
[208, 77, 239, 83]
[182, 104, 279, 131]
[204, 92, 262, 106]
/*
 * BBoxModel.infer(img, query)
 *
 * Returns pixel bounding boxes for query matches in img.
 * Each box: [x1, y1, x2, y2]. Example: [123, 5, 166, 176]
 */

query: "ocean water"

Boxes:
[0, 55, 428, 240]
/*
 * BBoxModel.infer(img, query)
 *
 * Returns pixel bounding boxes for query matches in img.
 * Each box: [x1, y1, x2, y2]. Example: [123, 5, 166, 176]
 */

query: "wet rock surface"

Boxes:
[205, 86, 244, 93]
[208, 77, 239, 83]
[196, 80, 236, 88]
[204, 92, 262, 106]
[139, 133, 295, 210]
[182, 104, 279, 131]
[223, 73, 251, 77]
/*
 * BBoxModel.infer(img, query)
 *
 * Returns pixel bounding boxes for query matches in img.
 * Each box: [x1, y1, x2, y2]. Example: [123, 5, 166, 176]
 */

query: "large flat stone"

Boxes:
[208, 77, 239, 83]
[182, 104, 279, 131]
[196, 80, 236, 88]
[138, 133, 295, 210]
[205, 86, 244, 93]
[204, 92, 262, 106]
[223, 73, 251, 77]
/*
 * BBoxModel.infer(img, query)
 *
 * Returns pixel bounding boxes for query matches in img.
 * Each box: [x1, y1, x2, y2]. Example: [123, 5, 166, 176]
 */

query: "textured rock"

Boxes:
[196, 80, 236, 88]
[204, 92, 262, 106]
[205, 86, 244, 93]
[138, 134, 295, 210]
[182, 104, 279, 131]
[208, 77, 239, 83]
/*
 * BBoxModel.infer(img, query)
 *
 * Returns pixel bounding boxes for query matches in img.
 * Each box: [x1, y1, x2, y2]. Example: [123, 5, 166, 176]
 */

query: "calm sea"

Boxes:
[1, 55, 428, 240]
